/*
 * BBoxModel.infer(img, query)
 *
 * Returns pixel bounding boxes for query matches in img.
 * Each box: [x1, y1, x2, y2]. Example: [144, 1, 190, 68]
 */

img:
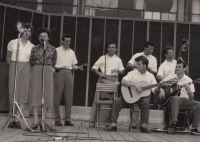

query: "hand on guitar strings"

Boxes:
[135, 84, 143, 93]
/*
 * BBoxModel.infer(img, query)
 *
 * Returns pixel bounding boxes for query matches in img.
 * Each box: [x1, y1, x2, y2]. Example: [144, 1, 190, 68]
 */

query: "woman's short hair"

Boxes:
[36, 28, 51, 39]
[135, 55, 149, 67]
[19, 22, 34, 34]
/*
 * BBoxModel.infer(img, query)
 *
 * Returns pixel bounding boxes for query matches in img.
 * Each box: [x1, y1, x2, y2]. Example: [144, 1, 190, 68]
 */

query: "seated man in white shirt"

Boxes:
[156, 46, 176, 130]
[127, 41, 157, 76]
[155, 58, 200, 134]
[106, 56, 158, 133]
[89, 41, 125, 127]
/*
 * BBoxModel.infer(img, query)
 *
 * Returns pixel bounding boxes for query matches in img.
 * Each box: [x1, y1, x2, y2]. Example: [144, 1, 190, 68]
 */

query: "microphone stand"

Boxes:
[1, 33, 33, 132]
[40, 40, 56, 132]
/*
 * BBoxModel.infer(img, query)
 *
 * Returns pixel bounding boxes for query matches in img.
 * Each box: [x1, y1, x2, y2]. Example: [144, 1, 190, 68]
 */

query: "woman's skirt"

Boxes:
[9, 62, 31, 105]
[30, 65, 54, 108]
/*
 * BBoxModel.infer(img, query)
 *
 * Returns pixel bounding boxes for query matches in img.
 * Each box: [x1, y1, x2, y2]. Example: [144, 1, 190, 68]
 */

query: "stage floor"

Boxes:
[0, 114, 199, 142]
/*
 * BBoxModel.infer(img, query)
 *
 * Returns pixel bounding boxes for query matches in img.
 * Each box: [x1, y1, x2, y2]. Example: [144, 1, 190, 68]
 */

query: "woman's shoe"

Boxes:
[8, 121, 15, 128]
[30, 123, 39, 129]
[14, 122, 21, 129]
[89, 121, 95, 128]
[40, 124, 48, 132]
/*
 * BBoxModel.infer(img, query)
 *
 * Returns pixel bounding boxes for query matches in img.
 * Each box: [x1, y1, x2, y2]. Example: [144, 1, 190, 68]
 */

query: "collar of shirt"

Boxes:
[106, 54, 117, 58]
[60, 45, 70, 51]
[142, 51, 151, 58]
[164, 59, 176, 63]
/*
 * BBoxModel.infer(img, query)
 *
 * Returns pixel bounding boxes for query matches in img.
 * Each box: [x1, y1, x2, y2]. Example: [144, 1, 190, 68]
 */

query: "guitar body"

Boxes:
[155, 83, 179, 106]
[121, 81, 151, 104]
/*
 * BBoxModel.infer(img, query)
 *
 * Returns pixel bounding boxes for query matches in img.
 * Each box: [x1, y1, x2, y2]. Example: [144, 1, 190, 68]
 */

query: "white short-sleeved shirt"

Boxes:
[163, 74, 195, 99]
[92, 54, 125, 76]
[157, 59, 177, 79]
[123, 70, 157, 93]
[7, 39, 35, 62]
[128, 52, 157, 72]
[55, 46, 78, 69]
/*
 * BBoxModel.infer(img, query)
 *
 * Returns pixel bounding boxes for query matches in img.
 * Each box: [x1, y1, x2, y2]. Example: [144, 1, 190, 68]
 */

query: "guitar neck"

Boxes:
[142, 83, 160, 91]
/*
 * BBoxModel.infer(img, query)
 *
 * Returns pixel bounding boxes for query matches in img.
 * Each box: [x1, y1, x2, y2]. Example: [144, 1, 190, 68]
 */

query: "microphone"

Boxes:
[41, 39, 46, 50]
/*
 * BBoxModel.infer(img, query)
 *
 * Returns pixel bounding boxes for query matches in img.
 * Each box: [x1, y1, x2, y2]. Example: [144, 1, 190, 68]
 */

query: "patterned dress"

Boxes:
[29, 43, 57, 108]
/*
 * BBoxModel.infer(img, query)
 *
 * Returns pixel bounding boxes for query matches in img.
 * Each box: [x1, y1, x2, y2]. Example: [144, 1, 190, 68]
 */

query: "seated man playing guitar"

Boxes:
[106, 55, 158, 133]
[155, 58, 200, 134]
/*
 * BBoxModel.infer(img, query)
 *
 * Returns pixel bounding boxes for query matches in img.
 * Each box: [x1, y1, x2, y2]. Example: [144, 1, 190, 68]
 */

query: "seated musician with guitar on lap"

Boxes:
[106, 55, 159, 133]
[155, 58, 200, 134]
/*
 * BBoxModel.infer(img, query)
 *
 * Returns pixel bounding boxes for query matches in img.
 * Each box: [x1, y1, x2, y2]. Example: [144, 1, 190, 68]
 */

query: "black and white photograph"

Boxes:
[0, 0, 200, 141]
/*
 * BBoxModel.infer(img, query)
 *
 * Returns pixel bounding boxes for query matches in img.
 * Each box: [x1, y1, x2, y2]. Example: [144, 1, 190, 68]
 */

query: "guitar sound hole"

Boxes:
[128, 87, 133, 98]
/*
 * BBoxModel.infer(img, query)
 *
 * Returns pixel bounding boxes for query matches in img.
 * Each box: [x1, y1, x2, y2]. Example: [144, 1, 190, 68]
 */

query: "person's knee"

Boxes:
[141, 98, 150, 107]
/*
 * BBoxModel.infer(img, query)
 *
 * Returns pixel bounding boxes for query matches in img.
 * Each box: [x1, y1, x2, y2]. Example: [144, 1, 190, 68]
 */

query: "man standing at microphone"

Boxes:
[29, 28, 57, 130]
[53, 34, 84, 126]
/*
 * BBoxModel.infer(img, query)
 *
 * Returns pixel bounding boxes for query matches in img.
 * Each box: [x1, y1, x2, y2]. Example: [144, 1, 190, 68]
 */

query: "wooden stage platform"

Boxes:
[0, 115, 199, 142]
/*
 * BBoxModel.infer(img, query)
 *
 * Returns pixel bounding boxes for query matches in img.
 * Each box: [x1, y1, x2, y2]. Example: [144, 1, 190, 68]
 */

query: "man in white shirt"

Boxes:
[157, 46, 176, 81]
[156, 46, 176, 130]
[156, 58, 200, 134]
[89, 41, 125, 127]
[106, 56, 158, 133]
[53, 34, 84, 126]
[127, 41, 157, 76]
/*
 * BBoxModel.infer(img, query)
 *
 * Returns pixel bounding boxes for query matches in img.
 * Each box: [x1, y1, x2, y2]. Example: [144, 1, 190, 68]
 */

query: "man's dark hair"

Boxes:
[144, 41, 154, 48]
[135, 55, 149, 67]
[163, 46, 173, 55]
[107, 41, 116, 49]
[36, 28, 51, 39]
[177, 57, 187, 68]
[62, 34, 71, 40]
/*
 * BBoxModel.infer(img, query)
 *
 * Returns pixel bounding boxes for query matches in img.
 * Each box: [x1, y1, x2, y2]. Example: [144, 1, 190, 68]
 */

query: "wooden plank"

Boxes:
[117, 131, 138, 141]
[3, 133, 28, 142]
[107, 131, 125, 141]
[97, 129, 114, 141]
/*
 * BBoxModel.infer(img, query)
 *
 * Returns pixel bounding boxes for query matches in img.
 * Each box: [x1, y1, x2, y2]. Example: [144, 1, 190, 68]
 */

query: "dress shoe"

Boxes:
[65, 121, 74, 126]
[14, 122, 21, 129]
[162, 126, 168, 130]
[105, 125, 117, 131]
[89, 121, 95, 128]
[55, 121, 63, 126]
[167, 122, 176, 134]
[8, 121, 15, 128]
[141, 127, 152, 133]
[191, 127, 199, 134]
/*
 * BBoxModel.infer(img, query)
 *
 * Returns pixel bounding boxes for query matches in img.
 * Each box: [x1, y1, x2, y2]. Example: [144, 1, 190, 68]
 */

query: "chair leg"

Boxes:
[129, 106, 133, 131]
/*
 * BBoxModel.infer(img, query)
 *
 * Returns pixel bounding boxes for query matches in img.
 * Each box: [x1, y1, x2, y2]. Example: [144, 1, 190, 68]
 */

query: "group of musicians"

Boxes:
[6, 22, 200, 134]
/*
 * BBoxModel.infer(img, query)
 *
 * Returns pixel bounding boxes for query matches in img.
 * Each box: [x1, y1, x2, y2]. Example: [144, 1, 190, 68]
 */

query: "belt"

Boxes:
[56, 68, 71, 70]
[11, 61, 29, 63]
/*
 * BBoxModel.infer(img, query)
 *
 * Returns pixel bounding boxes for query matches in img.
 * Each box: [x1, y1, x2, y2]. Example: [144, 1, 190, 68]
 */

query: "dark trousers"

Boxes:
[169, 96, 200, 127]
[111, 96, 150, 124]
[53, 69, 73, 122]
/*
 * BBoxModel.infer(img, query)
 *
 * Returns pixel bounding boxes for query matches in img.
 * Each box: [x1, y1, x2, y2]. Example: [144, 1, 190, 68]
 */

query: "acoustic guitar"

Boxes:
[121, 79, 177, 104]
[155, 78, 200, 106]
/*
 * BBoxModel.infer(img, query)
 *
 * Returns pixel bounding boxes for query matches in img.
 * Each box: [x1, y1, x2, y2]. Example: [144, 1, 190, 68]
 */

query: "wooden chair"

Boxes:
[96, 83, 118, 129]
[176, 109, 194, 131]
